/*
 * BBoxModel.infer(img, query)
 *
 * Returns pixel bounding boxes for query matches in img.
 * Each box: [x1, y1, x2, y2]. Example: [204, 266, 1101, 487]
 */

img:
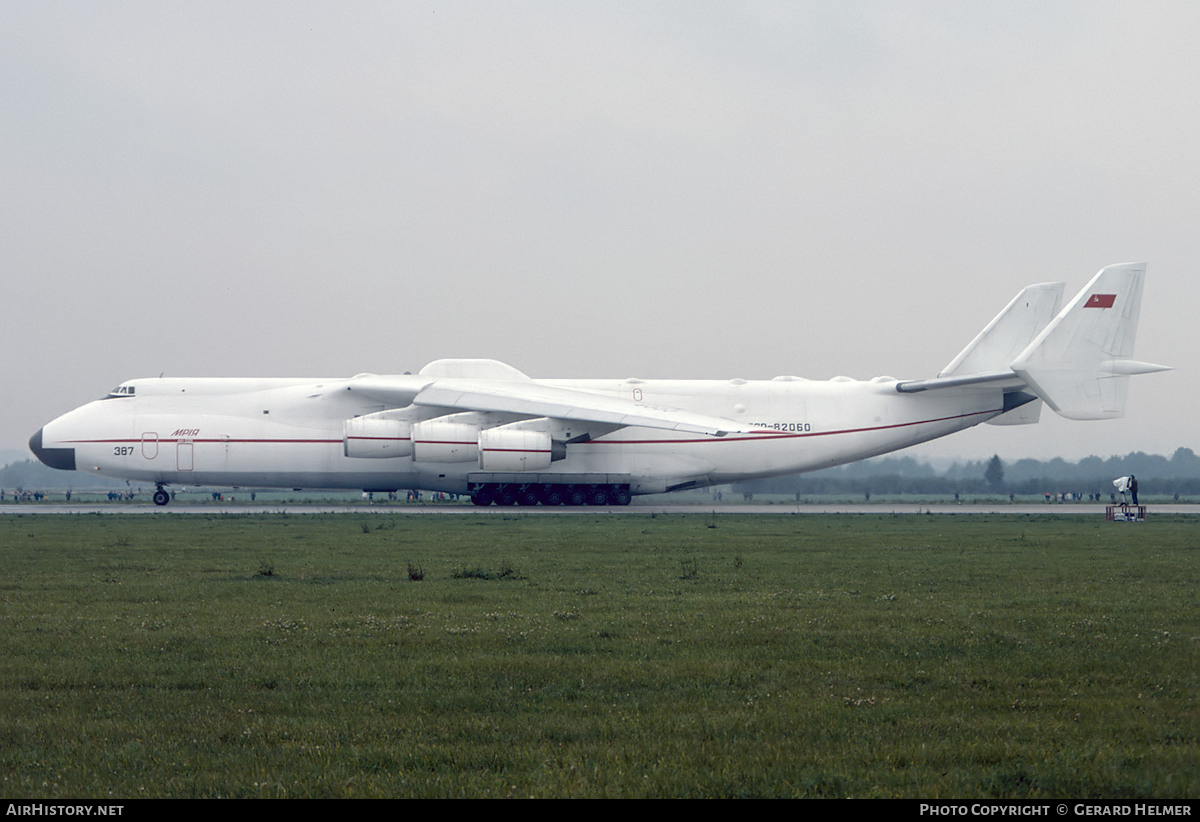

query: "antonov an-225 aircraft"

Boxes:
[31, 263, 1168, 507]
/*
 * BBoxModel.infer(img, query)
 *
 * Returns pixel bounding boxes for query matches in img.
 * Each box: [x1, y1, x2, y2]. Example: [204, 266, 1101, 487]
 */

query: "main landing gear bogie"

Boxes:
[470, 482, 632, 507]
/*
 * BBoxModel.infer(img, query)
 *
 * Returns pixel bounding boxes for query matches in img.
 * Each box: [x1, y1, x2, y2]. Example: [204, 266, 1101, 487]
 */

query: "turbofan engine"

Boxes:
[343, 416, 413, 458]
[478, 427, 565, 471]
[347, 413, 567, 471]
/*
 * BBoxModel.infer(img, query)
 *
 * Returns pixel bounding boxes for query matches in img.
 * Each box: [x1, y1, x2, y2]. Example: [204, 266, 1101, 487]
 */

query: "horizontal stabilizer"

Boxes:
[895, 371, 1017, 394]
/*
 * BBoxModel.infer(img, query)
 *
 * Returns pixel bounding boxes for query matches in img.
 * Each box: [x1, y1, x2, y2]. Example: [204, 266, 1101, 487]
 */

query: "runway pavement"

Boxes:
[2, 502, 1196, 516]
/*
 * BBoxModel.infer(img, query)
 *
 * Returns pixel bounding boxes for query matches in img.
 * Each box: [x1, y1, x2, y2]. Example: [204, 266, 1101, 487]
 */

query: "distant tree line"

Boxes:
[734, 448, 1200, 497]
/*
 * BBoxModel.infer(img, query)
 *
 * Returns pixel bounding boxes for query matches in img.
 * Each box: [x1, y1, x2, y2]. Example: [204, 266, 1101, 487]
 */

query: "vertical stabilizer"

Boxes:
[1010, 263, 1169, 419]
[940, 282, 1064, 377]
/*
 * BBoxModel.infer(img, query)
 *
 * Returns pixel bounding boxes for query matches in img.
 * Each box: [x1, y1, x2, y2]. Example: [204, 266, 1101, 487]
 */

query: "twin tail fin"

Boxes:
[898, 263, 1169, 421]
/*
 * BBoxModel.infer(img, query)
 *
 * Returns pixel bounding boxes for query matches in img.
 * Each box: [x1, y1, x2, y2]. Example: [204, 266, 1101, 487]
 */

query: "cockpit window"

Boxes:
[107, 385, 136, 397]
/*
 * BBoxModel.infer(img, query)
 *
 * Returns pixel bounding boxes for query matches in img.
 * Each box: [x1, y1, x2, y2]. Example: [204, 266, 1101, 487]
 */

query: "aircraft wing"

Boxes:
[344, 370, 758, 436]
[413, 379, 757, 437]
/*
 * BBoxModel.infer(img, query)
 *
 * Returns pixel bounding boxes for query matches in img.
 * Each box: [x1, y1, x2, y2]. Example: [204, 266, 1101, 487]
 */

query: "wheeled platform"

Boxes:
[1106, 504, 1147, 522]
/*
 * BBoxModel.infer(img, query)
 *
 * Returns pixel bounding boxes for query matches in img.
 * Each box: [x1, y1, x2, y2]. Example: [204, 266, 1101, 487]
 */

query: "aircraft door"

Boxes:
[141, 432, 159, 460]
[177, 439, 194, 472]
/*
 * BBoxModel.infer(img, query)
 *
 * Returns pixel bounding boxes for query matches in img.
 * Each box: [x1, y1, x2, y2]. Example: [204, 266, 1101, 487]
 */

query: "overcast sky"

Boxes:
[2, 1, 1194, 465]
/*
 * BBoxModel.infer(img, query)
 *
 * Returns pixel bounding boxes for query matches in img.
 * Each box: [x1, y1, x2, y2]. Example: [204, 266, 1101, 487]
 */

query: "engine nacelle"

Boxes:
[343, 417, 412, 458]
[478, 427, 559, 472]
[411, 419, 481, 463]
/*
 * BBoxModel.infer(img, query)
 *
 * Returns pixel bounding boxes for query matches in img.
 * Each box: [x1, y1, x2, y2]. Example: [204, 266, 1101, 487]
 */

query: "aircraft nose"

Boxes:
[29, 427, 76, 471]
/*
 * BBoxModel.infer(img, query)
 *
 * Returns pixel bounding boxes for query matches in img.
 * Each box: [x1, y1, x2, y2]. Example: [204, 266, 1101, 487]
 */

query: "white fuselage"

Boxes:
[30, 265, 1162, 504]
[35, 374, 1005, 496]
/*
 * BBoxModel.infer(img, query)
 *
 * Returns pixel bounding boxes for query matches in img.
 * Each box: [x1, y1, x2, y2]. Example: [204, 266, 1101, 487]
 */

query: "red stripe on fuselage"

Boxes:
[582, 407, 1002, 446]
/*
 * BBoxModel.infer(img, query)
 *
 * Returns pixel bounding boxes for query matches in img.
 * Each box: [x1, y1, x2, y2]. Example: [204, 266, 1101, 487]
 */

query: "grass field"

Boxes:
[1, 512, 1196, 798]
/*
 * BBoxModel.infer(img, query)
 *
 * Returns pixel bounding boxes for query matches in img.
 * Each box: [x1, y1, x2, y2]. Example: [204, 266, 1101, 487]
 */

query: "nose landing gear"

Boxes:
[152, 485, 170, 506]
